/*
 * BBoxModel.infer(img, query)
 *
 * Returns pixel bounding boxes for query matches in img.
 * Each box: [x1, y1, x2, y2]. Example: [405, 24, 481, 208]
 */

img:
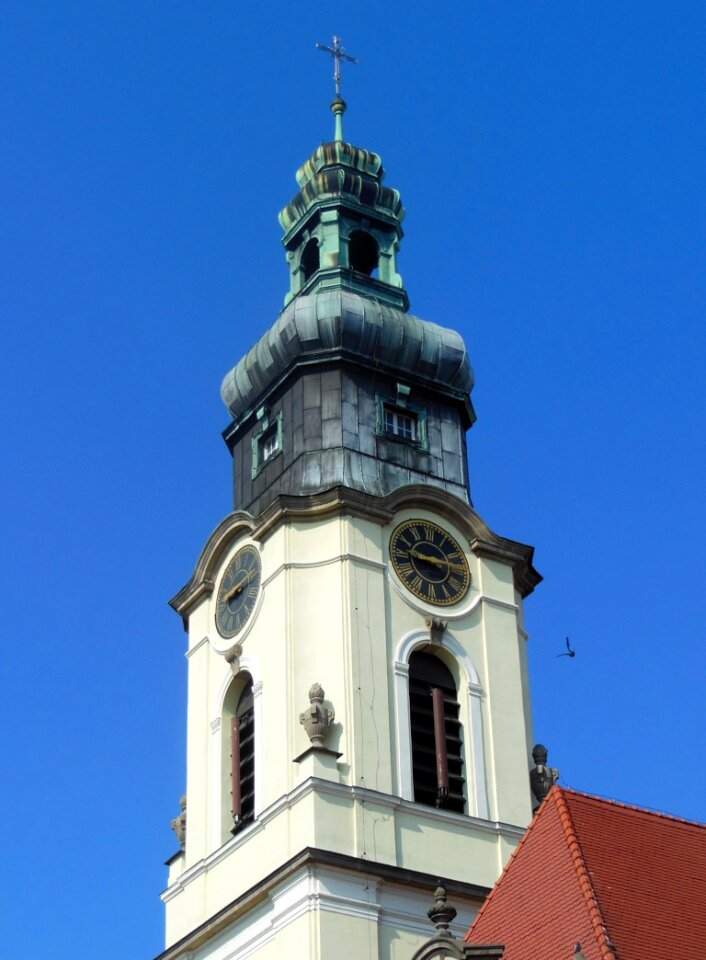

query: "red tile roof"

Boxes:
[465, 786, 706, 960]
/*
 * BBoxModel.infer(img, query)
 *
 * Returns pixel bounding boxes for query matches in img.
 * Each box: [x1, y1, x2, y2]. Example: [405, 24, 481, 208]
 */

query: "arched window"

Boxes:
[300, 238, 320, 281]
[408, 651, 465, 813]
[221, 673, 255, 837]
[348, 230, 379, 276]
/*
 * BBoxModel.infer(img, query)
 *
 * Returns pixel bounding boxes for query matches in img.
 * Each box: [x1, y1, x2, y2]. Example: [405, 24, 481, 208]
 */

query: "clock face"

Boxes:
[390, 519, 470, 606]
[215, 545, 262, 639]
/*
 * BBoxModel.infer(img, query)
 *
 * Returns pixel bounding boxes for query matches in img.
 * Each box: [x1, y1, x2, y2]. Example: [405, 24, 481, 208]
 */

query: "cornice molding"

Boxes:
[252, 484, 394, 539]
[185, 635, 209, 659]
[168, 485, 541, 619]
[469, 538, 541, 598]
[157, 845, 491, 960]
[169, 512, 258, 617]
[163, 775, 523, 905]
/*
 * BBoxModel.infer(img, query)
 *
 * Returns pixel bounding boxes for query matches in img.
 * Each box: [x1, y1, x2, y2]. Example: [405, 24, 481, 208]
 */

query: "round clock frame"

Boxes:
[389, 518, 471, 607]
[215, 544, 262, 639]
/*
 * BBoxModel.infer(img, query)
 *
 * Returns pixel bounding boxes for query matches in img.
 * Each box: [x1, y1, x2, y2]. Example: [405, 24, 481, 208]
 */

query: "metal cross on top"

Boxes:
[315, 35, 357, 98]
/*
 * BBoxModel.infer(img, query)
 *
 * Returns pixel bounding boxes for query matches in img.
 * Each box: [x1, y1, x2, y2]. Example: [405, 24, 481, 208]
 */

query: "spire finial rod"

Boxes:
[316, 35, 357, 142]
[316, 35, 357, 99]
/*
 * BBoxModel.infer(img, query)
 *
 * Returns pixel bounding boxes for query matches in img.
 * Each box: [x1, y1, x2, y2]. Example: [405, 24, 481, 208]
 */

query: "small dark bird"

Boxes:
[557, 636, 576, 658]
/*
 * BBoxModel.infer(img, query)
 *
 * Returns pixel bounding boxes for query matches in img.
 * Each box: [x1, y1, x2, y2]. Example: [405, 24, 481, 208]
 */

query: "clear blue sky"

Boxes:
[2, 3, 704, 957]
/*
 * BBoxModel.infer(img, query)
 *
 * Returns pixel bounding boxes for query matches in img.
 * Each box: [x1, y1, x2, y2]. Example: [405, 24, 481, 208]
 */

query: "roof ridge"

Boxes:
[559, 787, 706, 829]
[554, 788, 617, 960]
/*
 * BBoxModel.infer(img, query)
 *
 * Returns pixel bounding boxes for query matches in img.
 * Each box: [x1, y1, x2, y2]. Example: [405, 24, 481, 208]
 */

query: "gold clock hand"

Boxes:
[409, 548, 445, 567]
[222, 574, 249, 603]
[408, 548, 466, 573]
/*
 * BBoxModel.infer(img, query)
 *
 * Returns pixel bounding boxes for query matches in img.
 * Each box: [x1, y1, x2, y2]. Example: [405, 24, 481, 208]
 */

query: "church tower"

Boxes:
[160, 56, 541, 960]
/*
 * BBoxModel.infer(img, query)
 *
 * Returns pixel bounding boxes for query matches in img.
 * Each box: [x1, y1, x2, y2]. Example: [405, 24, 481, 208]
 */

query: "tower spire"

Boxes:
[315, 35, 357, 141]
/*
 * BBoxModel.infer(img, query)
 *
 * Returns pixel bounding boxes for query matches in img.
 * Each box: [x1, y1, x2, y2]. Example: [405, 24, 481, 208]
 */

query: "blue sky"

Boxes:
[2, 3, 705, 957]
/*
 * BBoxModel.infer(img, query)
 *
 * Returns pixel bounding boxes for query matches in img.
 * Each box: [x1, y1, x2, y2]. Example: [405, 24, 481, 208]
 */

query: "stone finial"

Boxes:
[299, 683, 335, 747]
[530, 743, 559, 804]
[427, 884, 457, 938]
[426, 618, 447, 645]
[170, 793, 186, 850]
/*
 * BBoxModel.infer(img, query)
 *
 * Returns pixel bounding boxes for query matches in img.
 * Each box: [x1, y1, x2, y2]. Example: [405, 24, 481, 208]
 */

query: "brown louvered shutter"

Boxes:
[409, 651, 465, 813]
[230, 679, 255, 833]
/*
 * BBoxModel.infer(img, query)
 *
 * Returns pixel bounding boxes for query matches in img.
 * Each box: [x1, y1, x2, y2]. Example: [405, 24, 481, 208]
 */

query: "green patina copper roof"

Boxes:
[278, 141, 404, 237]
[295, 139, 383, 186]
[220, 288, 474, 423]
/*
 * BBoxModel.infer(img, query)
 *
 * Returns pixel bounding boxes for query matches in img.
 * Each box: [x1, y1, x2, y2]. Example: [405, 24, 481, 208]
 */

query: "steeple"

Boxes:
[162, 51, 542, 960]
[220, 82, 476, 516]
[278, 119, 408, 310]
[279, 36, 407, 309]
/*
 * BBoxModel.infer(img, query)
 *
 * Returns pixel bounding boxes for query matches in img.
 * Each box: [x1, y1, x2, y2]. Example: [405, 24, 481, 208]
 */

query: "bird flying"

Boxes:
[557, 636, 576, 658]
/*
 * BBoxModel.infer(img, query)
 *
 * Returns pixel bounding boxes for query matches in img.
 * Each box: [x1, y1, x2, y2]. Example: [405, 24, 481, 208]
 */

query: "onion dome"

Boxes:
[278, 105, 408, 311]
[221, 288, 474, 426]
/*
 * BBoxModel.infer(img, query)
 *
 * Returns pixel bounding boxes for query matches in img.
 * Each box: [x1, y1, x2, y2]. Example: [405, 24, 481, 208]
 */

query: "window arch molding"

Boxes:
[212, 653, 263, 847]
[393, 629, 489, 819]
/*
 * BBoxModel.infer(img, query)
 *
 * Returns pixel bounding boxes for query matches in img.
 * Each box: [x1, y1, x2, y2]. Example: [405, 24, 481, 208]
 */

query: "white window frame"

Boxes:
[383, 406, 417, 441]
[376, 394, 428, 450]
[260, 428, 279, 461]
[251, 410, 283, 478]
[212, 654, 263, 850]
[393, 628, 489, 819]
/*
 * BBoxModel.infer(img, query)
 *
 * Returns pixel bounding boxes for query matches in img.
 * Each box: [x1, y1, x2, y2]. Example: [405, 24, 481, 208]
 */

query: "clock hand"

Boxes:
[408, 548, 466, 573]
[222, 574, 249, 603]
[409, 548, 445, 567]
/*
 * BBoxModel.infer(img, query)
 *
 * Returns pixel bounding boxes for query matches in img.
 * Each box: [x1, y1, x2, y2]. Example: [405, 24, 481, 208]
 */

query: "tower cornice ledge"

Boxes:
[169, 485, 541, 619]
[155, 845, 491, 960]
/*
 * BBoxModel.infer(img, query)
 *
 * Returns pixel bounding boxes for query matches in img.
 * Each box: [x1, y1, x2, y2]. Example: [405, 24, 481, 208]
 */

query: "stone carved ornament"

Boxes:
[426, 618, 448, 645]
[170, 793, 186, 850]
[409, 885, 505, 960]
[530, 743, 559, 804]
[299, 683, 334, 747]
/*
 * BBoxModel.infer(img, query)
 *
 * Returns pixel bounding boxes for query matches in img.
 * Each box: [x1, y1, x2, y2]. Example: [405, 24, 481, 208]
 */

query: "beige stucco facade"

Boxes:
[161, 486, 537, 959]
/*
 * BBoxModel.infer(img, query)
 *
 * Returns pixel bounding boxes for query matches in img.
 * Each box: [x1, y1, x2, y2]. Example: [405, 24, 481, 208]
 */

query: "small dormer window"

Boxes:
[383, 405, 417, 441]
[259, 427, 279, 462]
[252, 409, 283, 478]
[376, 385, 428, 450]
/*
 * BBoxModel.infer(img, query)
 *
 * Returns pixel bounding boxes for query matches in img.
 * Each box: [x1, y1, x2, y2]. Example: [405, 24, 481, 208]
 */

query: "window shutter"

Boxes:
[230, 716, 242, 826]
[230, 680, 256, 834]
[409, 652, 465, 814]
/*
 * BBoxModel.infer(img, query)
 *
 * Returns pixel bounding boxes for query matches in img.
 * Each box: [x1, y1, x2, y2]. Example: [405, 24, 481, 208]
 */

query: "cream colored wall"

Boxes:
[164, 507, 535, 948]
[167, 863, 481, 960]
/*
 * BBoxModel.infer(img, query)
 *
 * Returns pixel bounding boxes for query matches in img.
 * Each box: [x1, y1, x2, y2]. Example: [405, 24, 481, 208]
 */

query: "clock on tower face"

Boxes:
[215, 545, 262, 639]
[389, 519, 471, 606]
